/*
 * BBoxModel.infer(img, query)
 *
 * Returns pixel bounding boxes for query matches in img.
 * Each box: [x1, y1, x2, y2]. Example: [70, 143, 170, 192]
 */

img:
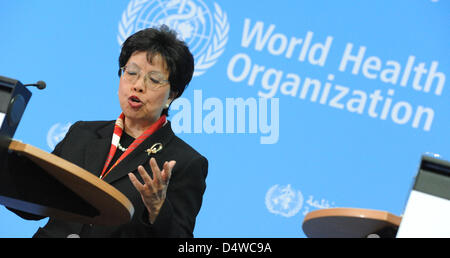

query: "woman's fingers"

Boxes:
[162, 160, 176, 183]
[128, 172, 144, 192]
[149, 157, 163, 184]
[129, 158, 176, 193]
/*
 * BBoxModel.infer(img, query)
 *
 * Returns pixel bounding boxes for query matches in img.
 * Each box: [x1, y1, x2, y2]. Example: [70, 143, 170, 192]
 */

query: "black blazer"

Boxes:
[28, 120, 208, 238]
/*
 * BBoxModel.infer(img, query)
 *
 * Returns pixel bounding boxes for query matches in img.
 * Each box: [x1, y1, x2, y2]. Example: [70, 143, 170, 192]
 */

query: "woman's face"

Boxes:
[118, 51, 173, 127]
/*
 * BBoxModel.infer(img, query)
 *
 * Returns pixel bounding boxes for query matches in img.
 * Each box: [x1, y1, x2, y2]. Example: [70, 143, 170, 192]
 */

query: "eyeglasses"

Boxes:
[120, 65, 169, 90]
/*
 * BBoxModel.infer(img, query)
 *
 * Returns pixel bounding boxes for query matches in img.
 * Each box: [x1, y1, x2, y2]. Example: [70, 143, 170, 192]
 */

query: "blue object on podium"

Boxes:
[0, 75, 32, 152]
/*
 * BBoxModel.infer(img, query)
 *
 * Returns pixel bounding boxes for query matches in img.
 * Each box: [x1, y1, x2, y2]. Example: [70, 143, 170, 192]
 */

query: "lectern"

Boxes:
[396, 155, 450, 237]
[0, 75, 134, 226]
[0, 76, 31, 153]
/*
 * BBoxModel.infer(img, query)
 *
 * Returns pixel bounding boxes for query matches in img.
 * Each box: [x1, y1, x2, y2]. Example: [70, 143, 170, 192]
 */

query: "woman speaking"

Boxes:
[14, 25, 208, 238]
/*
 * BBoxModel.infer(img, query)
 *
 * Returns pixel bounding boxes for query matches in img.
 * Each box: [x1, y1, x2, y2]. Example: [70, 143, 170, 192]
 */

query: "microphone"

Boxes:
[24, 80, 46, 90]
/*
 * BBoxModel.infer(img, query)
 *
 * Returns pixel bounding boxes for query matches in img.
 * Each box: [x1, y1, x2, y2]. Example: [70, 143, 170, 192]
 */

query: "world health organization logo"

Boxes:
[46, 122, 72, 150]
[265, 184, 303, 218]
[118, 0, 229, 76]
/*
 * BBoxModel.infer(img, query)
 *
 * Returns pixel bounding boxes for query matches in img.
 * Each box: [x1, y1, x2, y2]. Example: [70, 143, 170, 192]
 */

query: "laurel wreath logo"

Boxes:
[117, 0, 229, 77]
[265, 184, 303, 218]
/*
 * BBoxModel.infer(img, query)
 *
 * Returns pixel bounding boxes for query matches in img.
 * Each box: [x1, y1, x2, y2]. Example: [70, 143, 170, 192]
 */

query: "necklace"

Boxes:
[117, 142, 128, 152]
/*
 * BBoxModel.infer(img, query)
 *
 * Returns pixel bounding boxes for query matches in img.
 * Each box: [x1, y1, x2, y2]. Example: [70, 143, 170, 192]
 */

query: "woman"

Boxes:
[21, 26, 208, 237]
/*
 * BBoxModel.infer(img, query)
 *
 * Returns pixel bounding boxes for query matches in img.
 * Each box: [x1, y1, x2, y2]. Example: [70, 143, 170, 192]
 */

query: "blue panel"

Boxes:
[0, 0, 448, 238]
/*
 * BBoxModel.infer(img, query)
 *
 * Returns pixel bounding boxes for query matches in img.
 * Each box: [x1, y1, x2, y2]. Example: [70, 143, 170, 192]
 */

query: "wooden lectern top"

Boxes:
[302, 207, 402, 238]
[5, 140, 134, 226]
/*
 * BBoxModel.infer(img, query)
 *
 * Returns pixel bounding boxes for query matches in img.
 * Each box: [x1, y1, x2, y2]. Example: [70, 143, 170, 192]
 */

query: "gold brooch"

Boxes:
[146, 143, 163, 156]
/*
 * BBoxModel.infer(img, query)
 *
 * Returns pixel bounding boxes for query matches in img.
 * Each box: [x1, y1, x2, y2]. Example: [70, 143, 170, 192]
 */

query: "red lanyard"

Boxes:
[100, 114, 166, 179]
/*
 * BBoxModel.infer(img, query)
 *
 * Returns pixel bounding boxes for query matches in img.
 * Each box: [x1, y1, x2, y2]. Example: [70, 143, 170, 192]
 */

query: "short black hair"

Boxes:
[118, 25, 194, 116]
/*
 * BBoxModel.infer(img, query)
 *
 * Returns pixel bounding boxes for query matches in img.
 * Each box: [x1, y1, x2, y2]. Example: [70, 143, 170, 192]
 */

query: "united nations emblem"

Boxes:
[265, 184, 304, 218]
[118, 0, 229, 76]
[47, 122, 72, 150]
